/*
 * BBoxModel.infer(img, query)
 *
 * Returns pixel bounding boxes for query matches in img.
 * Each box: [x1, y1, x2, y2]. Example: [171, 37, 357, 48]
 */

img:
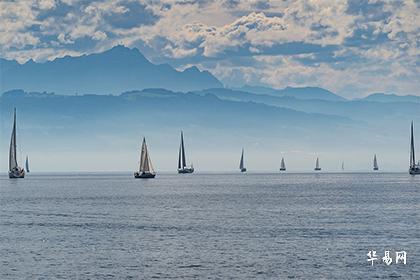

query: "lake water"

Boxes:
[0, 173, 419, 279]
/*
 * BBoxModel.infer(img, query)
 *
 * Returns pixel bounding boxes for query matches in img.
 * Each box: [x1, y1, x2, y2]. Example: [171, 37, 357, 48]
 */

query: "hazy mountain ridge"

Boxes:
[0, 88, 415, 171]
[362, 92, 420, 103]
[0, 46, 222, 94]
[234, 85, 346, 101]
[193, 88, 420, 125]
[1, 88, 352, 126]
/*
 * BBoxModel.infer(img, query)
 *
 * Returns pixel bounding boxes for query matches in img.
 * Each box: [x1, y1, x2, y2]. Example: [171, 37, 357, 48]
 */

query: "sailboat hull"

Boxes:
[134, 172, 156, 179]
[178, 168, 194, 174]
[314, 168, 321, 171]
[279, 168, 286, 171]
[240, 168, 247, 172]
[9, 168, 25, 178]
[373, 168, 379, 171]
[409, 166, 420, 175]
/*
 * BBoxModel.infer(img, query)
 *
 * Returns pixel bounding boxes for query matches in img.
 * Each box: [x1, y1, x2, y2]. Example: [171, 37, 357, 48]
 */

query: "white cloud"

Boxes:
[0, 0, 418, 97]
[36, 0, 56, 10]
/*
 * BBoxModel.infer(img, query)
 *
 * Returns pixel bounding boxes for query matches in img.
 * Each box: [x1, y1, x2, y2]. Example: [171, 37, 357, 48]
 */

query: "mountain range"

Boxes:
[0, 45, 222, 94]
[1, 88, 418, 171]
[1, 45, 417, 102]
[0, 46, 418, 171]
[233, 85, 346, 101]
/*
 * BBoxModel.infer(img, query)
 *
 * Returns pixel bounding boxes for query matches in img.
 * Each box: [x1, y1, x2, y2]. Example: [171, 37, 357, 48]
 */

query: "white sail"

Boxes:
[410, 122, 415, 168]
[373, 154, 378, 170]
[139, 138, 155, 173]
[239, 148, 245, 170]
[408, 122, 420, 175]
[9, 109, 18, 171]
[8, 108, 25, 178]
[178, 131, 187, 169]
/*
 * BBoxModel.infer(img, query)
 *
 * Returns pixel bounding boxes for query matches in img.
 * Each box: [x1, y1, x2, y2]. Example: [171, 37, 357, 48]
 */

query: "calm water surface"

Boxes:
[0, 173, 419, 279]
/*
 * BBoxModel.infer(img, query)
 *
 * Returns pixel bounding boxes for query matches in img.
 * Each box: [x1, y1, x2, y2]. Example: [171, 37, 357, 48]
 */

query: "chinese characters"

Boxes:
[367, 250, 407, 266]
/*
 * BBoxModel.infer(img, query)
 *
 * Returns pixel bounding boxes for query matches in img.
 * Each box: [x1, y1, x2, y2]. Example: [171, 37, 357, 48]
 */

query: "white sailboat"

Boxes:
[134, 137, 156, 178]
[280, 157, 286, 171]
[9, 108, 25, 179]
[239, 148, 247, 172]
[178, 131, 194, 174]
[314, 157, 321, 171]
[409, 121, 420, 175]
[373, 154, 379, 171]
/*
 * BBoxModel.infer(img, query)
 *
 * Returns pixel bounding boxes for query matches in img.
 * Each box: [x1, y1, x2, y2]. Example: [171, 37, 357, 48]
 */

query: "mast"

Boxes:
[9, 108, 18, 171]
[410, 122, 415, 168]
[240, 149, 244, 169]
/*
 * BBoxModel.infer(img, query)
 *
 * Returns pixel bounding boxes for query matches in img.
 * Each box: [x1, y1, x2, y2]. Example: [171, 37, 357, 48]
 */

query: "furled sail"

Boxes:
[9, 109, 18, 171]
[25, 156, 30, 173]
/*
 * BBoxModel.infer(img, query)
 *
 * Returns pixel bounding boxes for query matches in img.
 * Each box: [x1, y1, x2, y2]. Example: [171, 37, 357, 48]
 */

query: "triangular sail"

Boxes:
[139, 138, 145, 171]
[373, 154, 378, 169]
[178, 136, 182, 170]
[316, 158, 320, 169]
[178, 131, 187, 169]
[25, 156, 30, 173]
[281, 158, 285, 169]
[143, 146, 150, 171]
[139, 138, 154, 173]
[410, 122, 415, 168]
[9, 109, 18, 171]
[239, 148, 245, 169]
[147, 148, 155, 173]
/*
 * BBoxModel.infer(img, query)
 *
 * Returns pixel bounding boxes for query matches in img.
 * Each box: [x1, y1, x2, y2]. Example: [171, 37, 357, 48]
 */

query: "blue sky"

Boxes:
[0, 0, 419, 98]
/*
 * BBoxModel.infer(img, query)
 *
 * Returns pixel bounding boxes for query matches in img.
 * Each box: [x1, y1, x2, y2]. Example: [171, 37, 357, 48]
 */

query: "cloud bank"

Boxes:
[0, 0, 419, 97]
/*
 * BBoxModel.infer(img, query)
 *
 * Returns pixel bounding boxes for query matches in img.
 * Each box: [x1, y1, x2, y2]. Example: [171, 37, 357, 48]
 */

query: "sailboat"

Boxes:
[409, 121, 420, 175]
[373, 154, 379, 171]
[178, 131, 194, 174]
[314, 157, 321, 171]
[341, 161, 344, 171]
[25, 156, 30, 173]
[9, 108, 25, 179]
[134, 137, 156, 178]
[239, 148, 247, 172]
[279, 157, 286, 171]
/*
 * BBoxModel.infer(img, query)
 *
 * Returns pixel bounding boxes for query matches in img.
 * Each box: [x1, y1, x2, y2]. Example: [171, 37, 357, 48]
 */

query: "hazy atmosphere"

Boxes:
[0, 0, 419, 172]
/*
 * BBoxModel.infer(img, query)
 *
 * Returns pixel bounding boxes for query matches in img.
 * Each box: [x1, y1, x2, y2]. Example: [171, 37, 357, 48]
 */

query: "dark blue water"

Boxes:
[1, 173, 419, 279]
